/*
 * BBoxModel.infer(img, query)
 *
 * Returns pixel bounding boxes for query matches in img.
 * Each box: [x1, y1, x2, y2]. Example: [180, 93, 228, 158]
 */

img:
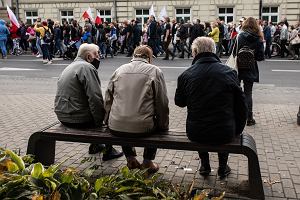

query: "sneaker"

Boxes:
[162, 57, 169, 60]
[42, 60, 48, 64]
[88, 144, 105, 154]
[36, 54, 43, 58]
[217, 165, 231, 178]
[47, 61, 52, 64]
[247, 118, 256, 126]
[3, 56, 7, 59]
[199, 165, 211, 176]
[141, 160, 159, 174]
[102, 147, 124, 161]
[126, 157, 141, 170]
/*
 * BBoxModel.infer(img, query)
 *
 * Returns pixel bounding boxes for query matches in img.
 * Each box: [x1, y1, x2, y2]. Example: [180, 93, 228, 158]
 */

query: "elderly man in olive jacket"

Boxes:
[54, 43, 123, 161]
[175, 37, 247, 178]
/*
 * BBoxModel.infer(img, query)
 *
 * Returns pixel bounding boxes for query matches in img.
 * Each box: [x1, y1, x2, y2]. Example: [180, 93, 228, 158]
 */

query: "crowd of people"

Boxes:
[0, 15, 300, 62]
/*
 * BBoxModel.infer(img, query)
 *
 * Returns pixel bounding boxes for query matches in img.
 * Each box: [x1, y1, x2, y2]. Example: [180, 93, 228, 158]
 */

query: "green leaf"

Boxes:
[139, 196, 157, 200]
[94, 178, 104, 192]
[120, 166, 130, 177]
[115, 186, 133, 193]
[118, 194, 133, 200]
[31, 162, 44, 178]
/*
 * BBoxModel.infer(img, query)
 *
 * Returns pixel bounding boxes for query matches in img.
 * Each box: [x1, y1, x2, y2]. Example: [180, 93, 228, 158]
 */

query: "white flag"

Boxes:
[6, 5, 19, 28]
[149, 4, 156, 18]
[159, 6, 167, 20]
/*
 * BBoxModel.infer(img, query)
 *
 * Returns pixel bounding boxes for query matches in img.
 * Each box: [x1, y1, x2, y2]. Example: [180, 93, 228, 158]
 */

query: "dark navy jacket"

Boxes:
[175, 52, 247, 144]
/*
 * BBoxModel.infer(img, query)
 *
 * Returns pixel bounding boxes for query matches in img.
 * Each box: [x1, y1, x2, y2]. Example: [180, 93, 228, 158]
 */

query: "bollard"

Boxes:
[298, 106, 300, 126]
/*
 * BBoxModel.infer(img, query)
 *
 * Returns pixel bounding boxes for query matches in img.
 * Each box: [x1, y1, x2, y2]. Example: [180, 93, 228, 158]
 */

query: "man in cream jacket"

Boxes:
[105, 45, 169, 173]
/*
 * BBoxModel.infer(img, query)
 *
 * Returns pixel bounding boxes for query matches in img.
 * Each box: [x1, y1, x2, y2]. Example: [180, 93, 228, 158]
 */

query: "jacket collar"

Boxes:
[131, 57, 150, 64]
[192, 52, 221, 65]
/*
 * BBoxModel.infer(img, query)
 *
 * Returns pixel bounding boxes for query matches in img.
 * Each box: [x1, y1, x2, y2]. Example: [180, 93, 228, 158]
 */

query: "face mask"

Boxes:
[91, 58, 100, 69]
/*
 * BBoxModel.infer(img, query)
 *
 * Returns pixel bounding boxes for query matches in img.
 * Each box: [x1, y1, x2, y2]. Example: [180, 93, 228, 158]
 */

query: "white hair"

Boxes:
[77, 43, 99, 60]
[191, 37, 216, 57]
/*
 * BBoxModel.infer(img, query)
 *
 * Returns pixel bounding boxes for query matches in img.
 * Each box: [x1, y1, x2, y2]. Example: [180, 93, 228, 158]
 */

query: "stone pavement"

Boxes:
[0, 75, 300, 199]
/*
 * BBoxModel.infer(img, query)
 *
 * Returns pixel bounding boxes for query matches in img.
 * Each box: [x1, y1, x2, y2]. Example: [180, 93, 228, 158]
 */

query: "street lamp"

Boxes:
[259, 0, 262, 19]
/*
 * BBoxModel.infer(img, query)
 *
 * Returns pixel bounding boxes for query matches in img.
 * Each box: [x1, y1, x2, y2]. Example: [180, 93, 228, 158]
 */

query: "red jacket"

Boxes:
[9, 25, 19, 39]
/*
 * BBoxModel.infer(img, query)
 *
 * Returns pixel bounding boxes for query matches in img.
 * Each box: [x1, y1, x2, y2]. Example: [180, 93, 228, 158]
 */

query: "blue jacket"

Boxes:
[0, 20, 10, 41]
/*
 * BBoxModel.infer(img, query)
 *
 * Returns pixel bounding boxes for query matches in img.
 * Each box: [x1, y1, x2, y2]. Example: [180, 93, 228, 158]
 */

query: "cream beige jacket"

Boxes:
[105, 58, 169, 133]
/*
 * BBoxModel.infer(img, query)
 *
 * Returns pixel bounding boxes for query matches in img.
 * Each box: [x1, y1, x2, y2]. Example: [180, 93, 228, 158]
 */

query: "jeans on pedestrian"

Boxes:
[242, 80, 254, 119]
[0, 39, 7, 57]
[41, 43, 51, 61]
[36, 37, 43, 55]
[265, 39, 271, 58]
[98, 42, 107, 56]
[55, 39, 63, 55]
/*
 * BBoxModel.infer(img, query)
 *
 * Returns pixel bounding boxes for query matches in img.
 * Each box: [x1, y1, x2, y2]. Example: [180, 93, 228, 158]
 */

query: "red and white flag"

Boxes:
[82, 7, 94, 22]
[95, 11, 102, 25]
[7, 5, 20, 28]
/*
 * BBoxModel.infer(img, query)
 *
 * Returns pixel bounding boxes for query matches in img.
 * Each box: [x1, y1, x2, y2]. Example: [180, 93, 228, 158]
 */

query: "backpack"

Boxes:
[43, 27, 53, 43]
[237, 46, 255, 69]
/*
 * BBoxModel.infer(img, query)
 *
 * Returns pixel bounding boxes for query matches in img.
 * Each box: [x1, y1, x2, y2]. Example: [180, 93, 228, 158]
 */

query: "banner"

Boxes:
[7, 5, 19, 28]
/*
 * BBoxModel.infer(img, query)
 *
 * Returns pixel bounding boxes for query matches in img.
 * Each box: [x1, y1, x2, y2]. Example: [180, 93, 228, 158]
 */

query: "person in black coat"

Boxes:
[175, 37, 247, 178]
[232, 17, 264, 126]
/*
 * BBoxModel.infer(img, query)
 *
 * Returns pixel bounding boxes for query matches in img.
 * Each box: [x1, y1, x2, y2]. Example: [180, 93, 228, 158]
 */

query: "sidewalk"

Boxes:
[0, 69, 300, 200]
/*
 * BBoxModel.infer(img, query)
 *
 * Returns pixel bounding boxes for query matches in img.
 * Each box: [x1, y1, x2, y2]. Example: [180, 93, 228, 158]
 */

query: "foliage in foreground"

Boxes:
[0, 148, 224, 200]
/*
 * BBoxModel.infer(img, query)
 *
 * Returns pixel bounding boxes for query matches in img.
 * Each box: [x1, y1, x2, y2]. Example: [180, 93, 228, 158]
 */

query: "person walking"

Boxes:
[0, 19, 10, 59]
[233, 17, 264, 126]
[34, 21, 53, 64]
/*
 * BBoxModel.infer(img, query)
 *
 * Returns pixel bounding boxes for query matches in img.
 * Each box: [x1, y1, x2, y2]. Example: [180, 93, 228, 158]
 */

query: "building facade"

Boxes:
[2, 0, 300, 25]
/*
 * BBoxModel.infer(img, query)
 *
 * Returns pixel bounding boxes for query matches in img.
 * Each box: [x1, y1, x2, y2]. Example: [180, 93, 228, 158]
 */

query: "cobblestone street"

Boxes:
[0, 56, 300, 199]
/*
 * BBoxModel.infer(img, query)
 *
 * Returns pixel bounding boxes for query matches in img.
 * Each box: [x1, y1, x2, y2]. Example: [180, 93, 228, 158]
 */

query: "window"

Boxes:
[175, 8, 191, 23]
[61, 10, 74, 24]
[97, 9, 112, 23]
[135, 9, 149, 28]
[218, 7, 234, 23]
[25, 11, 38, 25]
[262, 6, 278, 23]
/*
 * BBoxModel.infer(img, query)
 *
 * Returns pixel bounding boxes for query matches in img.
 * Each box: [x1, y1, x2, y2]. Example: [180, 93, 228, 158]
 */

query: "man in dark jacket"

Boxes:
[147, 15, 158, 57]
[175, 37, 247, 178]
[54, 43, 123, 160]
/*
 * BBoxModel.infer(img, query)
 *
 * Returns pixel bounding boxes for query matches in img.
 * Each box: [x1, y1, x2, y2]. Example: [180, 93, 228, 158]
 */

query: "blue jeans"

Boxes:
[36, 37, 43, 55]
[41, 44, 52, 61]
[0, 39, 7, 57]
[98, 42, 106, 56]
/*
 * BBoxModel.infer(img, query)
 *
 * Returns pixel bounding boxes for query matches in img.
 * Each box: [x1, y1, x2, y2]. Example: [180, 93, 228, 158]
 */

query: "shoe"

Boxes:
[47, 61, 52, 64]
[88, 144, 105, 154]
[157, 52, 162, 57]
[171, 55, 175, 60]
[218, 165, 231, 178]
[126, 157, 141, 170]
[3, 56, 7, 59]
[178, 55, 184, 59]
[43, 60, 48, 64]
[247, 118, 256, 126]
[36, 54, 43, 58]
[102, 147, 124, 161]
[162, 57, 169, 60]
[141, 160, 159, 174]
[199, 165, 211, 176]
[126, 54, 132, 57]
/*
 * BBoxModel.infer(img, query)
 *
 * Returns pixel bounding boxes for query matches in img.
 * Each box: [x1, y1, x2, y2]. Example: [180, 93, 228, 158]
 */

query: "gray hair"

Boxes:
[191, 37, 216, 57]
[77, 43, 99, 60]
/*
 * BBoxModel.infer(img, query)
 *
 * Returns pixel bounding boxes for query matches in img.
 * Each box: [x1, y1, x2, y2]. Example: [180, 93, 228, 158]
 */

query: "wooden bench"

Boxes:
[27, 121, 264, 199]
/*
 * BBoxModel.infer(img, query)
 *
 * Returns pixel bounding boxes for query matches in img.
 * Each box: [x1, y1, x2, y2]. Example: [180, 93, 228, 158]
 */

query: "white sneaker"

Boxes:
[47, 61, 52, 64]
[36, 54, 43, 58]
[42, 60, 47, 64]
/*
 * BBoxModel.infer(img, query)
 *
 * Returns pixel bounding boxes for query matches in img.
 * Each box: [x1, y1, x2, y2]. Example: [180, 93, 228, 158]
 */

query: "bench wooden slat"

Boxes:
[27, 122, 264, 199]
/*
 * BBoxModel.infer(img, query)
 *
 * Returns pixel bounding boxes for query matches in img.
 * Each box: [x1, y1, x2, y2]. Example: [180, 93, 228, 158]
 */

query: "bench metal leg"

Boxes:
[247, 151, 265, 200]
[27, 132, 56, 166]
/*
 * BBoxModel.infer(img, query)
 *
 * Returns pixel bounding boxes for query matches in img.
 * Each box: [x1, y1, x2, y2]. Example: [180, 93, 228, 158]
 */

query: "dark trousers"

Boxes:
[280, 39, 289, 57]
[222, 39, 229, 56]
[179, 39, 190, 57]
[110, 130, 157, 160]
[148, 38, 158, 57]
[198, 152, 229, 168]
[163, 38, 174, 58]
[217, 38, 223, 57]
[242, 80, 254, 119]
[41, 44, 52, 61]
[265, 39, 272, 58]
